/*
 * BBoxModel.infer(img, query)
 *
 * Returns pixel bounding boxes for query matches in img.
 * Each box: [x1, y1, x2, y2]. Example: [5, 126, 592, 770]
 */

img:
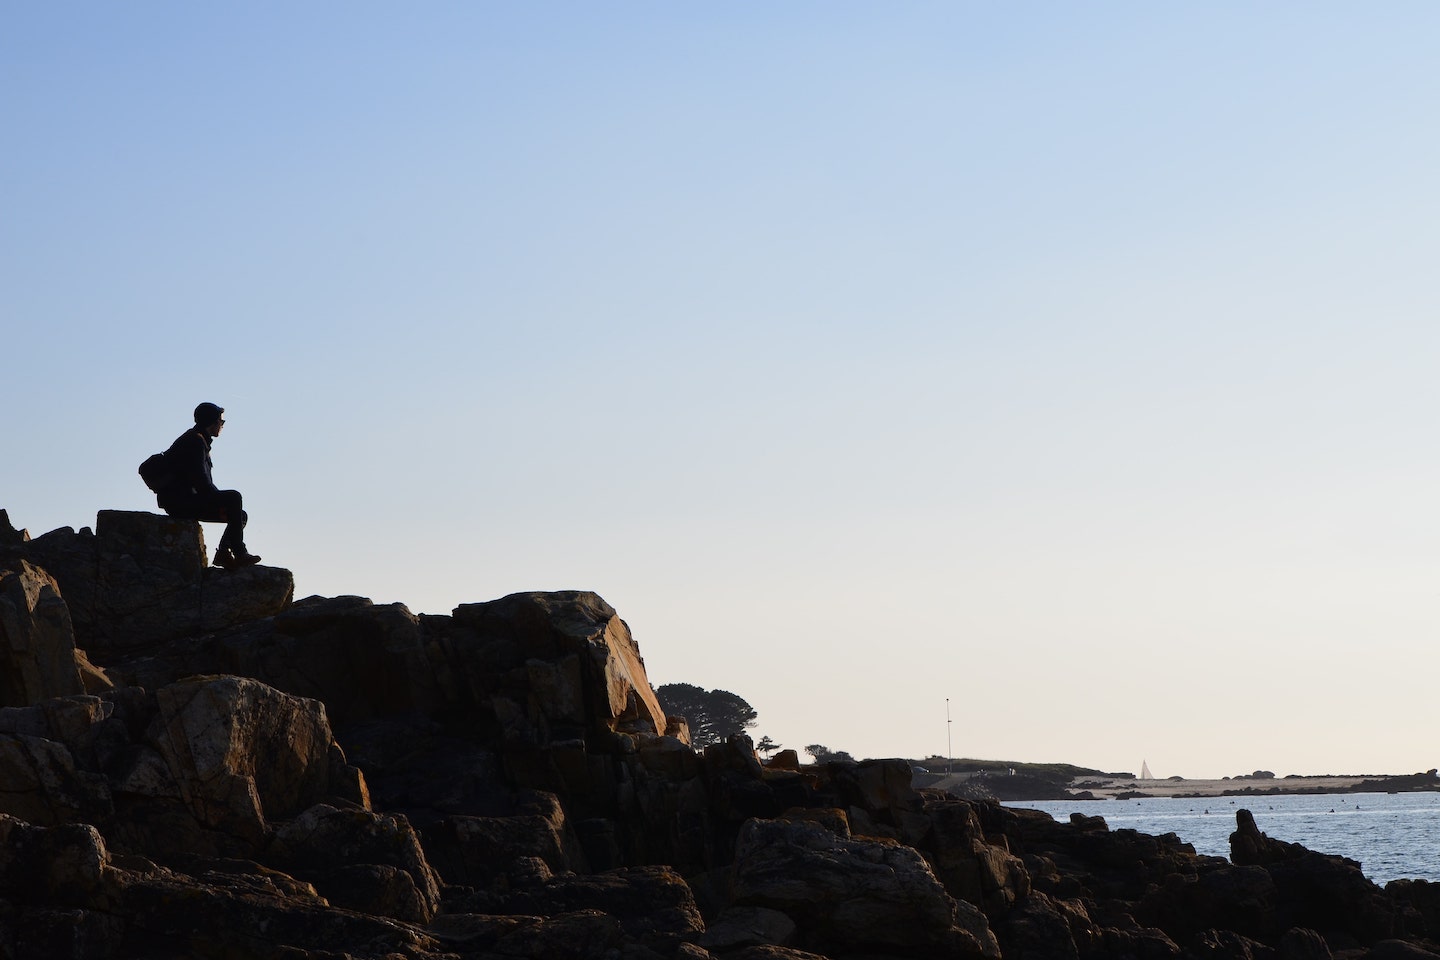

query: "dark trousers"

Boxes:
[162, 489, 248, 554]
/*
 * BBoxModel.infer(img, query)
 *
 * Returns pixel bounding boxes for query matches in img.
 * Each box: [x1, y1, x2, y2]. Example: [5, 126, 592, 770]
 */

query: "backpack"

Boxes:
[138, 452, 174, 493]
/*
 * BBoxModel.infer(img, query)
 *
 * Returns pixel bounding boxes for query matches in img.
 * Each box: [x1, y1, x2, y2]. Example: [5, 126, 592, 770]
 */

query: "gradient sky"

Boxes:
[7, 4, 1439, 779]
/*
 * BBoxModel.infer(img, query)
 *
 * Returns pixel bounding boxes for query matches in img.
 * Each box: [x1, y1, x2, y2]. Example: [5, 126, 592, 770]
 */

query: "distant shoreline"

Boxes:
[923, 771, 1440, 801]
[1065, 775, 1377, 800]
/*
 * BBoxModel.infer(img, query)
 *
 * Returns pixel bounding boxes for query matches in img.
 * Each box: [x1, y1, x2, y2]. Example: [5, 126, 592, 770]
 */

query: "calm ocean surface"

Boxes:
[1006, 792, 1440, 885]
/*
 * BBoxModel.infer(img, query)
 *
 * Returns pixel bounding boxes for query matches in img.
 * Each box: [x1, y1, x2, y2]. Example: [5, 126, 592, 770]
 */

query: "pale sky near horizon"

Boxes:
[6, 4, 1439, 780]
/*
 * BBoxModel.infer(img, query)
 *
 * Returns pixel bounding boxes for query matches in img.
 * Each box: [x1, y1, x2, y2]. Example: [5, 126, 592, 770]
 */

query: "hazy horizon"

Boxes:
[8, 4, 1439, 781]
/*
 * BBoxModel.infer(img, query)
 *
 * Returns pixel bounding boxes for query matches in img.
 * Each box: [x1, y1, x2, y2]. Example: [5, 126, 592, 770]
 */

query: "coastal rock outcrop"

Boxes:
[151, 675, 364, 847]
[0, 814, 445, 959]
[0, 560, 84, 706]
[0, 676, 368, 861]
[3, 507, 1439, 960]
[267, 803, 442, 923]
[730, 816, 1001, 958]
[0, 510, 293, 655]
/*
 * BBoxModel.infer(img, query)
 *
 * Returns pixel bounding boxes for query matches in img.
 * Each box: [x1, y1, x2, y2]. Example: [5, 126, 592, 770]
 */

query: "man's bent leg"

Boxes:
[214, 490, 247, 554]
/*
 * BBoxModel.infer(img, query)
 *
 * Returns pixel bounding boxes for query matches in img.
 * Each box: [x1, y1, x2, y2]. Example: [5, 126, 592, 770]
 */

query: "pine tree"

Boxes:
[655, 683, 758, 748]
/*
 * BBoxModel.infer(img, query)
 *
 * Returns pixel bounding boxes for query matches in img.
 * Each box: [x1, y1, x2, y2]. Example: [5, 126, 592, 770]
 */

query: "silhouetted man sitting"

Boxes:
[156, 402, 261, 569]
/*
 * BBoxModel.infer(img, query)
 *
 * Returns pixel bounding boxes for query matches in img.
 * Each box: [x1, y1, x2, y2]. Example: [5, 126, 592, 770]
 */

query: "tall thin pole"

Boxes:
[946, 698, 952, 776]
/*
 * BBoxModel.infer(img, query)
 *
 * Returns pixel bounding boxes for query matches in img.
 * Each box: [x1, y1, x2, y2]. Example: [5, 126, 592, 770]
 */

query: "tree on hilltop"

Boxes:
[756, 735, 780, 758]
[655, 683, 758, 748]
[805, 743, 855, 764]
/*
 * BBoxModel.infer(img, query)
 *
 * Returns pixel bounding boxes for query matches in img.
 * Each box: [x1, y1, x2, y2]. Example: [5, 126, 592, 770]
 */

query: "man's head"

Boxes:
[193, 402, 226, 436]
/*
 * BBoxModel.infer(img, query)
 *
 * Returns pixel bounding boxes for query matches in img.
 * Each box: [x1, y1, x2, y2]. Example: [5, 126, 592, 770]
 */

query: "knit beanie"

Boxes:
[193, 402, 225, 426]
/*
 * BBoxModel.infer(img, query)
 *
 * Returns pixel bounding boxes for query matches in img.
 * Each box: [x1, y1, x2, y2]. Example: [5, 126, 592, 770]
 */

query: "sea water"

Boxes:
[1006, 792, 1440, 885]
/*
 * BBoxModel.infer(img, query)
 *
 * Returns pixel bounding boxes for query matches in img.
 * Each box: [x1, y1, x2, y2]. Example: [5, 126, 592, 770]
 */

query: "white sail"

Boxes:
[1140, 760, 1154, 780]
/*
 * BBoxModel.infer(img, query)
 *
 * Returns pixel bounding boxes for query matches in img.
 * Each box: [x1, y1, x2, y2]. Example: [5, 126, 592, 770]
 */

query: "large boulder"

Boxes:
[1001, 891, 1096, 960]
[1, 510, 293, 654]
[0, 678, 369, 863]
[103, 590, 665, 750]
[1231, 809, 1396, 944]
[0, 561, 84, 707]
[152, 676, 364, 847]
[451, 864, 707, 949]
[1138, 864, 1281, 942]
[0, 695, 119, 830]
[699, 905, 800, 952]
[0, 727, 112, 827]
[729, 817, 1001, 959]
[108, 595, 437, 728]
[104, 590, 677, 833]
[448, 591, 668, 740]
[1231, 808, 1311, 866]
[426, 789, 585, 886]
[925, 797, 1031, 913]
[268, 803, 443, 924]
[0, 814, 450, 960]
[1389, 879, 1440, 941]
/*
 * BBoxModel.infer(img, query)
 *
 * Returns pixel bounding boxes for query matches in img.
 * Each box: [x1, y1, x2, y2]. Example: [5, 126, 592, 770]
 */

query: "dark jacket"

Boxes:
[157, 428, 217, 506]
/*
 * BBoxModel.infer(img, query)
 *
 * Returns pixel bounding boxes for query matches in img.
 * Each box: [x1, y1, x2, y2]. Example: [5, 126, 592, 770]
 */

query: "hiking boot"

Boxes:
[214, 549, 262, 569]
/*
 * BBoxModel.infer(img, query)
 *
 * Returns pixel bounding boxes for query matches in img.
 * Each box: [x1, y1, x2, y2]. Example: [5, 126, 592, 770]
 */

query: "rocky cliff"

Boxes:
[3, 507, 1440, 960]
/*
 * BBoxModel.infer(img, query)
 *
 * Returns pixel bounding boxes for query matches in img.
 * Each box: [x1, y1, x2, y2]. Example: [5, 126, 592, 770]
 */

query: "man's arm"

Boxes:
[168, 432, 217, 495]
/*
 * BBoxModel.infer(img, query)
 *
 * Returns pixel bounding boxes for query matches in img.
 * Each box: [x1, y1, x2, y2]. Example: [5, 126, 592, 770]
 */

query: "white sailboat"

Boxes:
[1140, 760, 1154, 780]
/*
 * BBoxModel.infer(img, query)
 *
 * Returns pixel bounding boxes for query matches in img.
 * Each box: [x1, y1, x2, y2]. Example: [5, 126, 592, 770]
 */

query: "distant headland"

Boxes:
[908, 759, 1440, 801]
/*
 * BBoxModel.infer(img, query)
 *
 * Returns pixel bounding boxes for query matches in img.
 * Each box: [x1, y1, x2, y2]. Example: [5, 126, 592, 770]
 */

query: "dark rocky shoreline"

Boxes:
[5, 508, 1440, 960]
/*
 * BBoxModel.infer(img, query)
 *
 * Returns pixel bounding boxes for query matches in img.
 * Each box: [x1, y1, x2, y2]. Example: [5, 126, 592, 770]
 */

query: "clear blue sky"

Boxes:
[6, 4, 1439, 778]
